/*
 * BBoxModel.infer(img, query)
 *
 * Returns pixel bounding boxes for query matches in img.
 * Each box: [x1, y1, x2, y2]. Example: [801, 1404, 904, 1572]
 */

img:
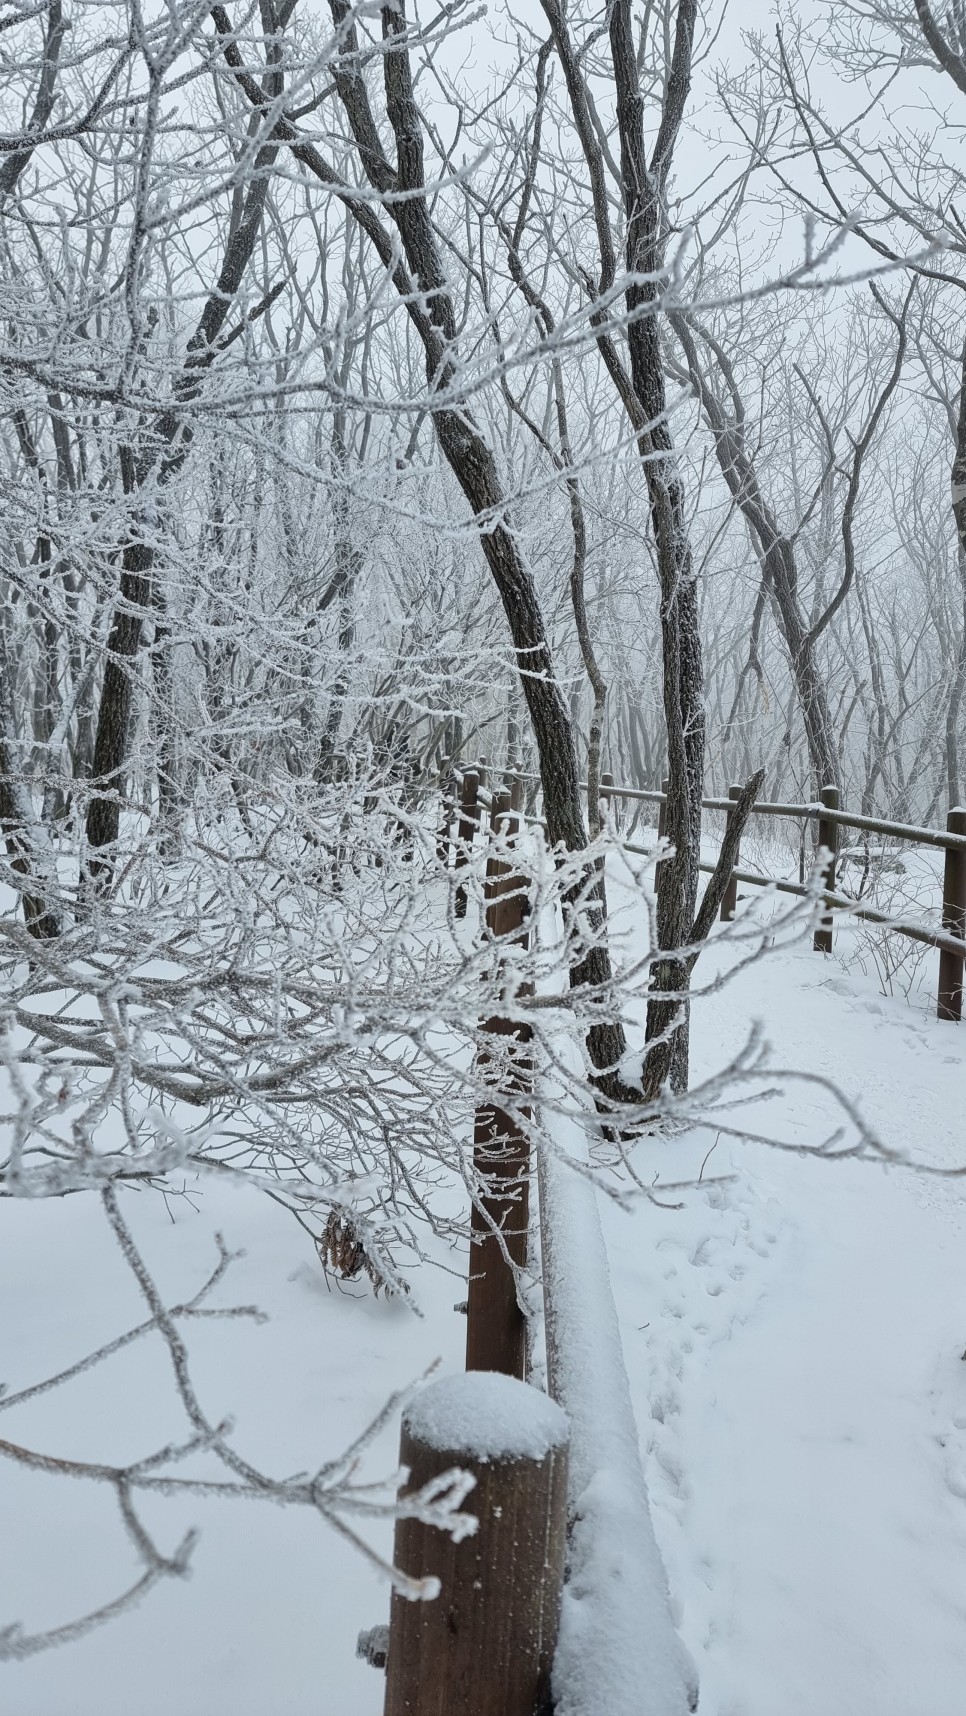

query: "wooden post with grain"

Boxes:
[474, 756, 491, 840]
[437, 755, 455, 866]
[383, 1371, 569, 1716]
[465, 800, 531, 1380]
[938, 805, 966, 1021]
[813, 783, 840, 955]
[454, 767, 480, 921]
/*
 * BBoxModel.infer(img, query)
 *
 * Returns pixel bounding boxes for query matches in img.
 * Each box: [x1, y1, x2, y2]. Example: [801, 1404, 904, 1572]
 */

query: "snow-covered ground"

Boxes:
[2, 892, 965, 1715]
[607, 920, 966, 1716]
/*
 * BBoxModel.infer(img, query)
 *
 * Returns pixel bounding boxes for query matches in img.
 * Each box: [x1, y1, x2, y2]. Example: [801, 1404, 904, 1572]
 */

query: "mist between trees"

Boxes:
[1, 0, 965, 1663]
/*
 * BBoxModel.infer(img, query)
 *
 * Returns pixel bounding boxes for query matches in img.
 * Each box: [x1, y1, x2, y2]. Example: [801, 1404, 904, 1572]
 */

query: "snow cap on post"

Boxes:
[404, 1369, 569, 1462]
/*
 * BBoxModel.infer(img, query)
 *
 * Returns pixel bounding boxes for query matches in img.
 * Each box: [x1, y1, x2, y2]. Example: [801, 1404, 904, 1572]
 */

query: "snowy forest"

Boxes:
[1, 0, 965, 1712]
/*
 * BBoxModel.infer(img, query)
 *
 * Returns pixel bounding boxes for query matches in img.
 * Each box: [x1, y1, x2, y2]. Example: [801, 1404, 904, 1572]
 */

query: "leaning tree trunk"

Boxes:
[295, 0, 632, 1098]
[431, 412, 629, 1094]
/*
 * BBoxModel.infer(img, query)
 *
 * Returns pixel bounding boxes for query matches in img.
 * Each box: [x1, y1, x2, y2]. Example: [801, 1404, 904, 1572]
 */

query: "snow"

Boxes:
[0, 1179, 464, 1716]
[539, 1113, 698, 1716]
[602, 906, 966, 1716]
[3, 891, 966, 1714]
[404, 1370, 568, 1461]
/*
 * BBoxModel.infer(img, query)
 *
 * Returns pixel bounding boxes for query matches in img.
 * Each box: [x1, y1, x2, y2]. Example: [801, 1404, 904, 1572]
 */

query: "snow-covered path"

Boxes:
[2, 915, 965, 1714]
[693, 1158, 966, 1716]
[606, 928, 966, 1716]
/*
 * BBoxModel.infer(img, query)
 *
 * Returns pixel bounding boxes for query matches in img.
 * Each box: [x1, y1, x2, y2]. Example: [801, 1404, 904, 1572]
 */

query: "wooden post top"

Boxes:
[403, 1371, 569, 1463]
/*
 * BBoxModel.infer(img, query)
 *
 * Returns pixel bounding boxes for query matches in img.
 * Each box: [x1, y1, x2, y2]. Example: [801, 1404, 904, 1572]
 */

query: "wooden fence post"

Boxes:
[475, 756, 490, 839]
[938, 805, 966, 1021]
[437, 755, 454, 867]
[466, 806, 531, 1379]
[509, 758, 525, 812]
[383, 1371, 569, 1716]
[454, 768, 480, 921]
[720, 781, 742, 922]
[813, 783, 840, 955]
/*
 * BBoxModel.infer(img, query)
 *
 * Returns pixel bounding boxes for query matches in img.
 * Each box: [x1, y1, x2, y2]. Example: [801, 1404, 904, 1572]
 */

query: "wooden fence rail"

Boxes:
[436, 756, 966, 849]
[437, 760, 966, 1022]
[598, 779, 966, 851]
[449, 791, 692, 1715]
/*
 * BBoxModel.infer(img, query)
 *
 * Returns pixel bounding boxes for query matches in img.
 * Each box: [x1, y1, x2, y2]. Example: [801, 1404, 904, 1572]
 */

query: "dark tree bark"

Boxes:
[0, 632, 62, 938]
[83, 5, 290, 887]
[535, 0, 709, 1094]
[0, 1, 67, 207]
[946, 336, 966, 809]
[151, 596, 182, 860]
[84, 448, 153, 880]
[606, 0, 706, 1097]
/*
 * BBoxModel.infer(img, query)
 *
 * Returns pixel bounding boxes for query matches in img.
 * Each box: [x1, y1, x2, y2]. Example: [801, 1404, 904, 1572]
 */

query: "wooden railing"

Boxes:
[437, 759, 966, 1024]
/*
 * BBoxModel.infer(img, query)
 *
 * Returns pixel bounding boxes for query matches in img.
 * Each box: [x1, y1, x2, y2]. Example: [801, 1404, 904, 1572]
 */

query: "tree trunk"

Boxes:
[85, 509, 153, 882]
[0, 634, 62, 938]
[947, 337, 966, 809]
[312, 0, 630, 1097]
[608, 0, 705, 1096]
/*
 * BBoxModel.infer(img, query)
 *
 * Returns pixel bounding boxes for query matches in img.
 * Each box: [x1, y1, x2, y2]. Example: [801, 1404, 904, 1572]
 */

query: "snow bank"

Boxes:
[404, 1370, 568, 1461]
[540, 1115, 698, 1716]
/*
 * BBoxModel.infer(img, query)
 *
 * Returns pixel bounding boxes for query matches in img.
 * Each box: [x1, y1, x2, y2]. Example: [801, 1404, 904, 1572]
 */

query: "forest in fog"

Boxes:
[1, 0, 963, 856]
[2, 2, 965, 1711]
